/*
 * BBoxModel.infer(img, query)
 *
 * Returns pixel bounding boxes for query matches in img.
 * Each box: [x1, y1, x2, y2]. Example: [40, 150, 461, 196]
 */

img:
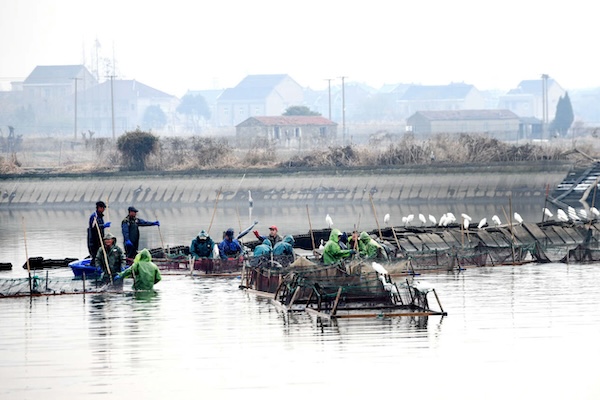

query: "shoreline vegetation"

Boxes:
[0, 132, 598, 177]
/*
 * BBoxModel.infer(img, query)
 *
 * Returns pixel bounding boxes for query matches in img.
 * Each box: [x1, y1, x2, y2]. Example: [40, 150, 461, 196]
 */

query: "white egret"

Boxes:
[326, 214, 333, 228]
[406, 214, 414, 225]
[248, 190, 253, 208]
[383, 213, 390, 225]
[513, 212, 523, 224]
[371, 262, 389, 275]
[463, 218, 470, 230]
[429, 214, 437, 225]
[402, 216, 409, 225]
[591, 207, 600, 218]
[447, 213, 456, 223]
[478, 218, 487, 229]
[461, 213, 472, 222]
[577, 209, 588, 220]
[419, 213, 427, 225]
[438, 214, 447, 227]
[492, 215, 501, 226]
[413, 280, 434, 294]
[543, 208, 553, 218]
[557, 209, 569, 222]
[567, 206, 580, 221]
[318, 239, 325, 250]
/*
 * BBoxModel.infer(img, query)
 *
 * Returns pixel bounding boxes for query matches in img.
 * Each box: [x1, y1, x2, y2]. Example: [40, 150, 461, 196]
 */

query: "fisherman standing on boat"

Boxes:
[218, 228, 243, 259]
[87, 201, 111, 266]
[253, 225, 283, 246]
[323, 228, 355, 265]
[190, 230, 216, 259]
[114, 248, 161, 291]
[121, 206, 160, 259]
[95, 232, 125, 286]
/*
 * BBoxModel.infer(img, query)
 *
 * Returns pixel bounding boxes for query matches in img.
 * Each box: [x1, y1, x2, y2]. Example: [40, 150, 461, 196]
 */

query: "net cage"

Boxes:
[0, 272, 116, 298]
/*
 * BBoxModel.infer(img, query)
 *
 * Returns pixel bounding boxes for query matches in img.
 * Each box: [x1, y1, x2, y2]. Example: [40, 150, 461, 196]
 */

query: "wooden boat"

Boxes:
[22, 257, 78, 270]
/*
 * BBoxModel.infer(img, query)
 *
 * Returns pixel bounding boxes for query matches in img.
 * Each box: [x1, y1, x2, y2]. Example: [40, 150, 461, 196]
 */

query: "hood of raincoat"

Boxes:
[359, 231, 371, 243]
[138, 248, 152, 262]
[329, 228, 342, 242]
[283, 235, 295, 245]
[262, 238, 272, 248]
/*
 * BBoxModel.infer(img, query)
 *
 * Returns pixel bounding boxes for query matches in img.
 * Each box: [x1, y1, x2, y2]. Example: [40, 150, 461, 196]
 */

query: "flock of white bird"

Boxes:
[327, 206, 600, 232]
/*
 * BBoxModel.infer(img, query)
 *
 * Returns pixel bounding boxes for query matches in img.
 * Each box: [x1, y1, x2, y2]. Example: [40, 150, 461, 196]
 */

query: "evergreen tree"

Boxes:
[550, 92, 574, 136]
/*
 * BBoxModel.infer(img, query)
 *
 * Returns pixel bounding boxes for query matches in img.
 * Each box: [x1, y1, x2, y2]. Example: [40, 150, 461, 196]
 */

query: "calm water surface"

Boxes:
[1, 205, 599, 399]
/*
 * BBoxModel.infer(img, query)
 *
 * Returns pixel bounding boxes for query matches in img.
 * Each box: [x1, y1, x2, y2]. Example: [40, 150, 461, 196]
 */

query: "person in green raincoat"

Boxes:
[322, 228, 355, 265]
[358, 231, 388, 260]
[115, 248, 162, 291]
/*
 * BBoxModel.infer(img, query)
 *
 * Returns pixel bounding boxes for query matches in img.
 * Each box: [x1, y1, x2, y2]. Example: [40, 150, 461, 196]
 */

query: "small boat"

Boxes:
[69, 258, 102, 278]
[23, 257, 78, 270]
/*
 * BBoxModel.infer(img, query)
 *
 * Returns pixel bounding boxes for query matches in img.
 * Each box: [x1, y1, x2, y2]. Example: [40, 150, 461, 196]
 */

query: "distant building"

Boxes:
[397, 83, 486, 118]
[236, 116, 337, 148]
[498, 78, 565, 120]
[78, 79, 179, 137]
[21, 65, 97, 134]
[184, 89, 224, 129]
[215, 74, 304, 127]
[406, 109, 521, 138]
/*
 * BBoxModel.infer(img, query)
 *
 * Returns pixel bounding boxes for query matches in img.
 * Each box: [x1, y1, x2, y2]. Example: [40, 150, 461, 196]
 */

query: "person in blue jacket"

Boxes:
[273, 235, 295, 257]
[218, 228, 243, 259]
[87, 201, 111, 265]
[121, 206, 159, 259]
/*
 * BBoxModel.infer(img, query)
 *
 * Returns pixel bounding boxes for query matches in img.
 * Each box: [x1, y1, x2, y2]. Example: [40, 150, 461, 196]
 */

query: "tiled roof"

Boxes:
[83, 79, 175, 98]
[218, 74, 291, 101]
[510, 78, 557, 95]
[412, 109, 519, 121]
[24, 65, 90, 85]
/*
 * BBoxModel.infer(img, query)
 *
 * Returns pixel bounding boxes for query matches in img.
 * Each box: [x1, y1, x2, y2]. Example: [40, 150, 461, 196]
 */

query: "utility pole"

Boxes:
[541, 74, 549, 140]
[72, 77, 80, 140]
[339, 76, 347, 145]
[108, 75, 115, 140]
[325, 78, 333, 120]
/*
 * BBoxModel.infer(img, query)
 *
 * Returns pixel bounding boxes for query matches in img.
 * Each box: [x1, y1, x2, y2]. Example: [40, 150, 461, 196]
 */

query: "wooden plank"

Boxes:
[552, 226, 578, 244]
[522, 222, 549, 241]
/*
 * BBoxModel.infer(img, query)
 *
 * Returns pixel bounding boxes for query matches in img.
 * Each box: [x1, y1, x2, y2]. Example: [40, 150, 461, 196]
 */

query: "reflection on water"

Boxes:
[0, 266, 600, 399]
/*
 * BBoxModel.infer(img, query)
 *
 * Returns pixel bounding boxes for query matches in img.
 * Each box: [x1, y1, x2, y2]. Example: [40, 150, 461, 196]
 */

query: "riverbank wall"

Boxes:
[0, 161, 572, 209]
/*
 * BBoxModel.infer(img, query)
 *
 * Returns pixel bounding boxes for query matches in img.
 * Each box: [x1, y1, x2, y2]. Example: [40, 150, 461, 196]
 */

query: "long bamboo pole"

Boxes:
[207, 187, 222, 235]
[22, 217, 32, 294]
[94, 216, 112, 283]
[306, 205, 316, 251]
[369, 193, 383, 240]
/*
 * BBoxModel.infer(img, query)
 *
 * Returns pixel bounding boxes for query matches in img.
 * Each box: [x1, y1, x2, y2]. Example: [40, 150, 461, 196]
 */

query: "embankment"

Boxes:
[0, 161, 572, 209]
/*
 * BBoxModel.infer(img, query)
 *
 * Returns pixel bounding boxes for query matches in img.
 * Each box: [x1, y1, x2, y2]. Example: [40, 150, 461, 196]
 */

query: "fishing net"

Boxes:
[0, 273, 114, 298]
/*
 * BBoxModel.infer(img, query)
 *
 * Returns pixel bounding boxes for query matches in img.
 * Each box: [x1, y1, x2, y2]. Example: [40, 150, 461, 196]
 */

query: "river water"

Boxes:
[1, 202, 599, 399]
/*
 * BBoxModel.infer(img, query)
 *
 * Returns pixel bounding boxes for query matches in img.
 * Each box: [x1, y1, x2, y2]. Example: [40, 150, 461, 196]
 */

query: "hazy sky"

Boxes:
[0, 0, 596, 97]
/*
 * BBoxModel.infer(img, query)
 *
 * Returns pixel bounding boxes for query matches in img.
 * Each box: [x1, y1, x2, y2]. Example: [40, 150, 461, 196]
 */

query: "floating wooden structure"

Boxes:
[240, 256, 447, 319]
